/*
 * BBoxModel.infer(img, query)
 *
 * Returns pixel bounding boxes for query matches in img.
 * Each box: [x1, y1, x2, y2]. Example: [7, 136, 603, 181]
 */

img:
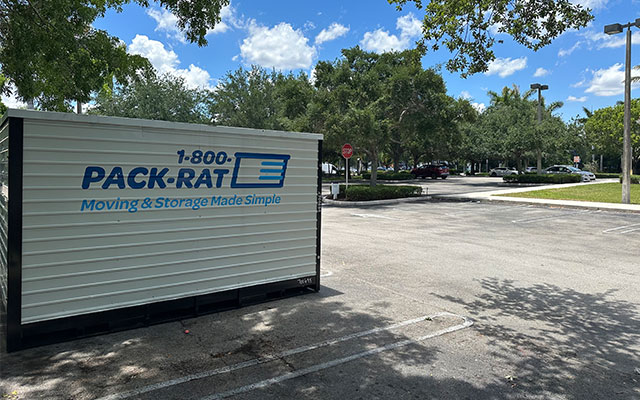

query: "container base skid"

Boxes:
[7, 276, 318, 352]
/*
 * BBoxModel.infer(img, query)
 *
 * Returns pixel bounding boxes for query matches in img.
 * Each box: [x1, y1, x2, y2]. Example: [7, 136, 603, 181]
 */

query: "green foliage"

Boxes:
[338, 184, 422, 201]
[91, 71, 211, 123]
[209, 66, 313, 131]
[361, 171, 414, 180]
[596, 173, 621, 179]
[584, 99, 640, 168]
[0, 0, 227, 110]
[620, 175, 640, 184]
[462, 85, 568, 170]
[312, 47, 462, 184]
[502, 174, 581, 184]
[389, 0, 592, 77]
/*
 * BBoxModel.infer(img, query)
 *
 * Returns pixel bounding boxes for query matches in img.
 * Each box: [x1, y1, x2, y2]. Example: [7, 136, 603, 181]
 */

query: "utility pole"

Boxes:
[604, 19, 640, 204]
[530, 83, 548, 173]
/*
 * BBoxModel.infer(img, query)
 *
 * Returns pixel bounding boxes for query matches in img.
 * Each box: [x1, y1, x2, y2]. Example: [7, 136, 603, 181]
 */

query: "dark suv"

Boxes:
[411, 164, 449, 179]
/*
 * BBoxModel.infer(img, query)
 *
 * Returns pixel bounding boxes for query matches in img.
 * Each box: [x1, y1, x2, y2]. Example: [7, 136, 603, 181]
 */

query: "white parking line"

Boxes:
[95, 313, 455, 400]
[200, 312, 473, 400]
[512, 210, 590, 224]
[351, 213, 396, 220]
[603, 223, 640, 234]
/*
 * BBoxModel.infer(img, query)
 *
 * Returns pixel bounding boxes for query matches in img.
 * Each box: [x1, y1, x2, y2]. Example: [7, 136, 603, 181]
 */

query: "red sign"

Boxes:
[342, 143, 353, 159]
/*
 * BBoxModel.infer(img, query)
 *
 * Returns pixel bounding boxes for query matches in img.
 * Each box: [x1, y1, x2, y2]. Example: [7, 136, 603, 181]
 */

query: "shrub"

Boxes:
[334, 184, 422, 201]
[361, 171, 415, 180]
[619, 175, 640, 184]
[596, 173, 621, 179]
[503, 174, 581, 184]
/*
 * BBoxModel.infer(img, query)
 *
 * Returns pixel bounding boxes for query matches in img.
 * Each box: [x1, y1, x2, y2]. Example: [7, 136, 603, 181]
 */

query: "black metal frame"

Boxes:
[2, 114, 323, 352]
[5, 116, 23, 352]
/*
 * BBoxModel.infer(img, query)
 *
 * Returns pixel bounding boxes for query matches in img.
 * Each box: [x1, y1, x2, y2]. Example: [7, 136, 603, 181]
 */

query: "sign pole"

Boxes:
[341, 143, 353, 200]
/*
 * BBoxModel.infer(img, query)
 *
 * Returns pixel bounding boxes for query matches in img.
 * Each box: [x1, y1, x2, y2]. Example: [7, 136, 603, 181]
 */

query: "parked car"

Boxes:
[411, 164, 449, 179]
[544, 165, 596, 182]
[489, 167, 519, 177]
[322, 162, 338, 175]
[525, 167, 537, 173]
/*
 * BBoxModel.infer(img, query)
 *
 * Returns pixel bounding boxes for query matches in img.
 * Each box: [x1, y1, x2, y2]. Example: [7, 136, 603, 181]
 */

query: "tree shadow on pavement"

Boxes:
[2, 278, 639, 399]
[433, 278, 640, 399]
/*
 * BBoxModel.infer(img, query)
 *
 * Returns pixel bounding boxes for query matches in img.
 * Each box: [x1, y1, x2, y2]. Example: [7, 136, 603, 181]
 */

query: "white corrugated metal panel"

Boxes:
[0, 123, 8, 308]
[17, 111, 321, 323]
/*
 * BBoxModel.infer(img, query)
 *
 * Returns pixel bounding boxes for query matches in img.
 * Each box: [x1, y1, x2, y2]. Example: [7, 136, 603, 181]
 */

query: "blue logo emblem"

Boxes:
[231, 152, 291, 188]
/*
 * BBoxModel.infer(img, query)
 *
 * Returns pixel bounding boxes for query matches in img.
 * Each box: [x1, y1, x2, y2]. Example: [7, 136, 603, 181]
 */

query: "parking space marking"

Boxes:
[444, 204, 530, 217]
[200, 312, 473, 400]
[95, 313, 449, 400]
[603, 223, 640, 235]
[351, 213, 396, 220]
[320, 270, 334, 278]
[512, 210, 591, 224]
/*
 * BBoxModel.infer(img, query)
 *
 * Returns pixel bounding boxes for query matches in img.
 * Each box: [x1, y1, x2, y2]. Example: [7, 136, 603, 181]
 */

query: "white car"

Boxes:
[544, 165, 596, 182]
[489, 167, 519, 177]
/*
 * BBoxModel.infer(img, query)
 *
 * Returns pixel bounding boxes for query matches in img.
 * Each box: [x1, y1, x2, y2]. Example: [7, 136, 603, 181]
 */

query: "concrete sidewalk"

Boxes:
[437, 179, 640, 213]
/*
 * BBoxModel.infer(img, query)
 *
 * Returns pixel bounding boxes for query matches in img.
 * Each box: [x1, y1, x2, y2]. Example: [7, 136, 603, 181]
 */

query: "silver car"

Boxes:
[489, 167, 519, 177]
[544, 165, 596, 182]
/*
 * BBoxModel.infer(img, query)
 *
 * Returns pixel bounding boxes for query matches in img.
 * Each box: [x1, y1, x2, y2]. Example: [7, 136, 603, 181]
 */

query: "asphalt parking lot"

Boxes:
[1, 199, 639, 399]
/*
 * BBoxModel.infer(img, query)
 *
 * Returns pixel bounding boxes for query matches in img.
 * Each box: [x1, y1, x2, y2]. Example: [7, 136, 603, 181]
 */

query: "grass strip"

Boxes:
[495, 183, 640, 205]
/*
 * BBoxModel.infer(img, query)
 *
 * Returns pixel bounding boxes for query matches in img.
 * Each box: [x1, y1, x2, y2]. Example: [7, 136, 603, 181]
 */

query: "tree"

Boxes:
[313, 47, 463, 184]
[0, 0, 227, 110]
[209, 66, 314, 131]
[585, 99, 640, 174]
[91, 71, 212, 124]
[385, 57, 473, 171]
[389, 0, 593, 77]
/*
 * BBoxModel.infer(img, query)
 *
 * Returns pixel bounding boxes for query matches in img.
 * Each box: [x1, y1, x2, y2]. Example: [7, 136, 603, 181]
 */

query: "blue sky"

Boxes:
[21, 1, 640, 120]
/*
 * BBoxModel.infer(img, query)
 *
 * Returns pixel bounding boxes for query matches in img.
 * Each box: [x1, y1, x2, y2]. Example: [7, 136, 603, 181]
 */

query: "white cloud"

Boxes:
[396, 13, 422, 38]
[1, 93, 25, 109]
[315, 23, 349, 45]
[566, 95, 588, 102]
[533, 67, 550, 77]
[146, 8, 185, 43]
[128, 35, 213, 89]
[558, 41, 581, 57]
[147, 5, 236, 42]
[569, 0, 610, 10]
[484, 57, 527, 78]
[360, 13, 421, 53]
[240, 22, 315, 70]
[472, 102, 486, 113]
[460, 90, 472, 100]
[580, 30, 640, 50]
[585, 63, 640, 96]
[361, 29, 406, 53]
[571, 78, 587, 88]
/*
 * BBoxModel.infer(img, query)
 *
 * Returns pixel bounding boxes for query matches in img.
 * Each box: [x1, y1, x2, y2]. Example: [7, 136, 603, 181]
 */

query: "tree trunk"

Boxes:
[536, 148, 542, 173]
[517, 158, 522, 172]
[370, 156, 378, 187]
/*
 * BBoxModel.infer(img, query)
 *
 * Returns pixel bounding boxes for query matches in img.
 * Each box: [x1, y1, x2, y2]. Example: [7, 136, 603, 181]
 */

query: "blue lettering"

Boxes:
[82, 166, 105, 189]
[148, 168, 169, 189]
[102, 167, 126, 189]
[127, 167, 148, 189]
[81, 199, 95, 210]
[176, 168, 195, 188]
[213, 169, 229, 188]
[194, 169, 213, 189]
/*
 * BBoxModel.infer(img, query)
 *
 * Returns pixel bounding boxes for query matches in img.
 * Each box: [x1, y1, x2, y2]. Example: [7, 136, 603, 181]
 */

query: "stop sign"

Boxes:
[342, 143, 353, 159]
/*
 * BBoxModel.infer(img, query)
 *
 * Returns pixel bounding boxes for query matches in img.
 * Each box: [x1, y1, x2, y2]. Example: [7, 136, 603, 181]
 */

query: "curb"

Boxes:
[322, 195, 431, 207]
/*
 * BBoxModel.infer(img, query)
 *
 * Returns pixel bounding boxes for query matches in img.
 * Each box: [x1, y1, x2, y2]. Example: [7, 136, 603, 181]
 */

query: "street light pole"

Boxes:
[604, 18, 640, 204]
[530, 83, 548, 173]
